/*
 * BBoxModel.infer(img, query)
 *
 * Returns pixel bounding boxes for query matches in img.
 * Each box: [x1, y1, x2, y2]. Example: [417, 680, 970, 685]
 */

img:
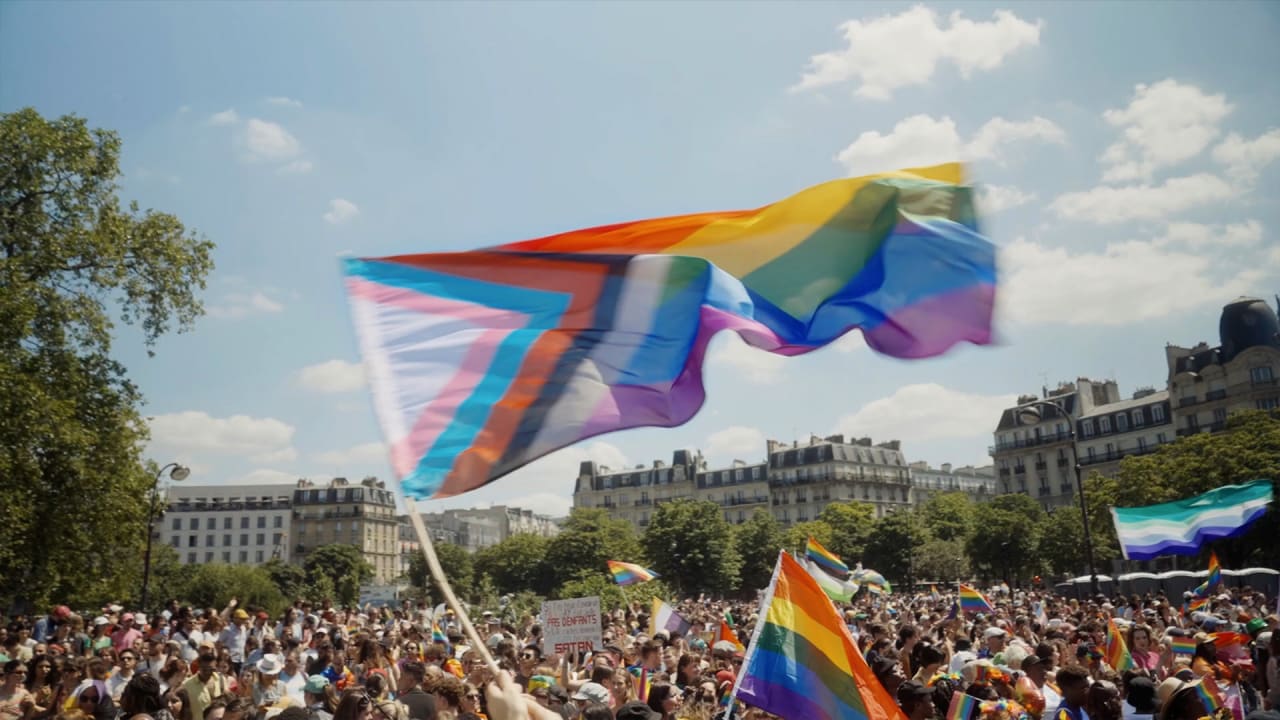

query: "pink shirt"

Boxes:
[112, 627, 142, 653]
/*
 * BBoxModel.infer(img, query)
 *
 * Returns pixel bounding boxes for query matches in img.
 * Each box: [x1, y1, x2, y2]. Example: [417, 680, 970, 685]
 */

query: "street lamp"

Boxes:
[1017, 400, 1100, 596]
[141, 462, 190, 610]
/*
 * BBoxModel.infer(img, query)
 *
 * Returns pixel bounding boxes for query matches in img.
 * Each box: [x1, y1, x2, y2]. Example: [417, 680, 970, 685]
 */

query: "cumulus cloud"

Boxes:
[794, 6, 1043, 100]
[149, 411, 297, 465]
[1099, 80, 1233, 183]
[835, 114, 1064, 176]
[1212, 128, 1280, 182]
[244, 118, 302, 162]
[209, 109, 239, 126]
[265, 96, 303, 108]
[1048, 174, 1233, 224]
[834, 383, 1017, 444]
[705, 334, 786, 384]
[323, 198, 360, 224]
[977, 184, 1036, 214]
[705, 426, 766, 465]
[297, 359, 366, 393]
[206, 291, 285, 319]
[315, 442, 388, 469]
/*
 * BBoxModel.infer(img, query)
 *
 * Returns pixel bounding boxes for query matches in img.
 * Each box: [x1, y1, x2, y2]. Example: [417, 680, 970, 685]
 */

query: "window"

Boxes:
[272, 533, 282, 545]
[241, 517, 249, 529]
[256, 533, 265, 545]
[239, 552, 249, 563]
[1081, 419, 1095, 438]
[257, 516, 266, 529]
[222, 552, 231, 563]
[1153, 405, 1166, 423]
[170, 536, 180, 548]
[273, 516, 283, 529]
[1137, 437, 1147, 451]
[204, 552, 214, 563]
[240, 534, 249, 546]
[187, 552, 197, 564]
[1213, 408, 1227, 424]
[172, 518, 182, 530]
[1258, 397, 1280, 410]
[191, 518, 200, 530]
[223, 534, 231, 547]
[256, 551, 265, 563]
[205, 535, 215, 547]
[1099, 416, 1112, 433]
[1251, 366, 1275, 384]
[1087, 447, 1096, 461]
[1132, 410, 1144, 428]
[224, 517, 232, 530]
[1157, 432, 1168, 444]
[188, 535, 197, 547]
[1116, 414, 1128, 432]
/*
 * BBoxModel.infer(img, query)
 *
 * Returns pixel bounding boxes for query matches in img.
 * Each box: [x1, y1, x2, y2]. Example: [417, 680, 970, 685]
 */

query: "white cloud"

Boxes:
[835, 114, 1064, 176]
[236, 469, 301, 485]
[278, 160, 314, 175]
[265, 96, 303, 108]
[1099, 80, 1232, 183]
[831, 331, 867, 354]
[244, 118, 302, 162]
[1156, 220, 1263, 249]
[1212, 129, 1280, 182]
[706, 334, 786, 384]
[1048, 173, 1233, 224]
[149, 411, 297, 465]
[315, 441, 388, 469]
[999, 232, 1268, 326]
[323, 198, 360, 225]
[206, 291, 285, 319]
[794, 6, 1042, 100]
[835, 383, 1017, 444]
[705, 426, 766, 465]
[298, 359, 366, 393]
[209, 109, 239, 126]
[977, 184, 1036, 214]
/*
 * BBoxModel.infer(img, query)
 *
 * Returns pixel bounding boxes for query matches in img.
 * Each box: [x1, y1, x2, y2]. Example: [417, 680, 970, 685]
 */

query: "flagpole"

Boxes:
[725, 550, 785, 717]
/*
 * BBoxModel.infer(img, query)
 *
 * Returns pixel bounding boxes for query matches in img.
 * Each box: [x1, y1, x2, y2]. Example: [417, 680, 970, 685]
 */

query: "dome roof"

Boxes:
[1218, 296, 1280, 363]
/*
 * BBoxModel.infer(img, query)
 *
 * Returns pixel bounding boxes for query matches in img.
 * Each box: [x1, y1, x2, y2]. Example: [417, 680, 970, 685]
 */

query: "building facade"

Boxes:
[420, 506, 560, 553]
[164, 484, 294, 566]
[909, 462, 997, 504]
[573, 434, 912, 531]
[1075, 388, 1174, 477]
[292, 477, 401, 582]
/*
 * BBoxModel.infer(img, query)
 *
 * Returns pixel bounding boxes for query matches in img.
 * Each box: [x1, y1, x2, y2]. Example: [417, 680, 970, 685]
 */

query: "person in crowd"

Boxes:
[302, 676, 334, 720]
[181, 653, 228, 720]
[1052, 666, 1090, 720]
[1, 661, 35, 720]
[392, 664, 434, 720]
[897, 679, 936, 720]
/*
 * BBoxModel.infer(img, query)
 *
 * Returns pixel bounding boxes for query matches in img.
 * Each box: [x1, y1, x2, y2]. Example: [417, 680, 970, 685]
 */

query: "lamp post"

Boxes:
[141, 462, 190, 611]
[1017, 399, 1100, 596]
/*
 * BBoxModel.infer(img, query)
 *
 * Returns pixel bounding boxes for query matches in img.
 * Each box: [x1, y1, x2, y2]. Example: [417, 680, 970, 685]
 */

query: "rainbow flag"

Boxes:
[1186, 596, 1209, 613]
[1104, 618, 1134, 671]
[431, 619, 450, 650]
[947, 691, 980, 720]
[734, 551, 907, 720]
[714, 620, 745, 652]
[607, 560, 658, 586]
[1195, 678, 1224, 712]
[1171, 637, 1197, 656]
[958, 584, 994, 615]
[806, 537, 850, 576]
[1192, 551, 1222, 598]
[341, 164, 997, 499]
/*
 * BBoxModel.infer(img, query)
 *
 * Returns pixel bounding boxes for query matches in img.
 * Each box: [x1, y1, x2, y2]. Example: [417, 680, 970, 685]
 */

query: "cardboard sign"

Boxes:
[542, 596, 602, 657]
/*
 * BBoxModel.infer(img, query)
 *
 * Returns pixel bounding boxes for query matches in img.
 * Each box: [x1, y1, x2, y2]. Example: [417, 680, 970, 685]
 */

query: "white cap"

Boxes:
[94, 616, 110, 627]
[983, 626, 1007, 639]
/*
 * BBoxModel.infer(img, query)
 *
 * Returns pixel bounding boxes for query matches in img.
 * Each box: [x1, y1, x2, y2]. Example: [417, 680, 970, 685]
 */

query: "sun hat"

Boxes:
[571, 682, 609, 704]
[257, 654, 283, 675]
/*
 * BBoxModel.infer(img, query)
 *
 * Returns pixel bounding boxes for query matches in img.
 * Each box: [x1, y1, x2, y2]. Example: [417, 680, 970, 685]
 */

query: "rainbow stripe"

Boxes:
[1170, 637, 1197, 656]
[735, 552, 907, 720]
[806, 537, 850, 576]
[947, 691, 980, 720]
[431, 619, 450, 650]
[958, 584, 994, 615]
[1104, 619, 1134, 671]
[607, 560, 658, 586]
[1187, 597, 1209, 613]
[1195, 679, 1224, 712]
[1192, 551, 1222, 598]
[342, 164, 997, 499]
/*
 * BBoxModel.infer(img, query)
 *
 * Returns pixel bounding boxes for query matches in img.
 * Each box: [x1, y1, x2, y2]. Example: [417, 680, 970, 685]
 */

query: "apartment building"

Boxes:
[164, 484, 294, 566]
[292, 477, 401, 582]
[1075, 388, 1174, 477]
[420, 505, 560, 552]
[909, 462, 997, 504]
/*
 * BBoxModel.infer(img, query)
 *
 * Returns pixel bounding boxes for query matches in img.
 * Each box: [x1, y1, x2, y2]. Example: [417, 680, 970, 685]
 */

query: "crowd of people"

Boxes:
[0, 582, 1277, 720]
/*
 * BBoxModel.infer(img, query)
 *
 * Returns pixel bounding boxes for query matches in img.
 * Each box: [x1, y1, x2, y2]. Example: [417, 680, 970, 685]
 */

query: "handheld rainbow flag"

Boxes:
[1170, 636, 1197, 656]
[806, 537, 850, 576]
[607, 560, 659, 586]
[1191, 551, 1222, 598]
[1186, 596, 1209, 613]
[1104, 618, 1134, 671]
[431, 619, 451, 650]
[803, 557, 860, 602]
[853, 565, 891, 593]
[958, 584, 995, 615]
[341, 164, 996, 499]
[1195, 678, 1224, 713]
[733, 551, 907, 720]
[947, 691, 980, 720]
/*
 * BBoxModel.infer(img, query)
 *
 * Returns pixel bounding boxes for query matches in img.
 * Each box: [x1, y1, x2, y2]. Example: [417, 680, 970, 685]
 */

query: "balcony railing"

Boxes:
[989, 430, 1073, 454]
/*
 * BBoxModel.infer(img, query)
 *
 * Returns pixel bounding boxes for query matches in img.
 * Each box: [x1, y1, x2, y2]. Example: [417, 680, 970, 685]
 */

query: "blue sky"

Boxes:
[4, 2, 1278, 517]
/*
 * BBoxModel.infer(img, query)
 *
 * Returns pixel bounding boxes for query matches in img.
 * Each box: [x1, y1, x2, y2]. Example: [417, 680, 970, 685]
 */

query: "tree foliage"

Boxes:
[782, 520, 834, 556]
[262, 559, 310, 602]
[733, 509, 785, 593]
[864, 511, 927, 587]
[817, 501, 876, 561]
[474, 533, 554, 597]
[408, 542, 475, 603]
[641, 500, 740, 596]
[919, 492, 976, 543]
[913, 538, 970, 582]
[0, 108, 214, 608]
[303, 544, 374, 606]
[545, 508, 641, 584]
[182, 564, 288, 616]
[968, 494, 1044, 583]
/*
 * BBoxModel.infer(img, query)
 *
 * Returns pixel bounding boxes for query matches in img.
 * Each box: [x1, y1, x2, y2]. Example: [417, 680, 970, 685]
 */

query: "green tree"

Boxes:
[262, 559, 310, 602]
[864, 511, 927, 587]
[642, 499, 740, 595]
[920, 492, 976, 543]
[474, 533, 554, 596]
[913, 538, 970, 582]
[1035, 508, 1100, 578]
[817, 501, 876, 561]
[1091, 410, 1280, 567]
[0, 108, 214, 607]
[782, 520, 834, 556]
[408, 542, 475, 603]
[552, 575, 672, 612]
[304, 544, 374, 606]
[135, 544, 187, 610]
[545, 508, 641, 584]
[968, 494, 1045, 584]
[733, 509, 785, 593]
[181, 564, 288, 616]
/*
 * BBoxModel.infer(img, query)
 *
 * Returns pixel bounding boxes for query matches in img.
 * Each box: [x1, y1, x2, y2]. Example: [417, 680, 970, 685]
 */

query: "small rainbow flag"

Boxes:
[1187, 596, 1209, 613]
[431, 619, 451, 651]
[1192, 551, 1222, 598]
[607, 560, 659, 586]
[1195, 678, 1224, 712]
[958, 583, 994, 615]
[947, 691, 980, 720]
[805, 536, 849, 576]
[1171, 637, 1197, 656]
[1104, 618, 1134, 671]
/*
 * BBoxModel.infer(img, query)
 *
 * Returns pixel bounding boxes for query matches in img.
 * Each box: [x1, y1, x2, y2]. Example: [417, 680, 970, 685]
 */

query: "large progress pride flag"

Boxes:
[343, 163, 996, 499]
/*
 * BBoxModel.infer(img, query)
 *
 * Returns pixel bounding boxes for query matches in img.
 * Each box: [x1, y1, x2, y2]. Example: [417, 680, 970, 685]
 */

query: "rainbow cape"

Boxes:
[1104, 618, 1134, 671]
[341, 164, 996, 499]
[806, 536, 850, 576]
[607, 560, 658, 586]
[958, 584, 994, 614]
[734, 551, 907, 720]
